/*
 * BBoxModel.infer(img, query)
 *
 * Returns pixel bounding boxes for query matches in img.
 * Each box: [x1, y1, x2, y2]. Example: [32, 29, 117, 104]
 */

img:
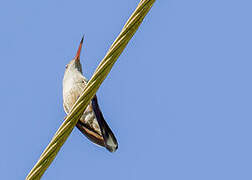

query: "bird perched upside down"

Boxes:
[63, 37, 118, 152]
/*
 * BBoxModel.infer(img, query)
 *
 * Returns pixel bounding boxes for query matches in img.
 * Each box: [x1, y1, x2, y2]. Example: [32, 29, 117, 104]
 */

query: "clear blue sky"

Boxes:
[1, 0, 252, 179]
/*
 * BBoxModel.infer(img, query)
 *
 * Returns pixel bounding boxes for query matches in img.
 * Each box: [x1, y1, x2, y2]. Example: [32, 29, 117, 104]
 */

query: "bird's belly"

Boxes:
[63, 87, 102, 136]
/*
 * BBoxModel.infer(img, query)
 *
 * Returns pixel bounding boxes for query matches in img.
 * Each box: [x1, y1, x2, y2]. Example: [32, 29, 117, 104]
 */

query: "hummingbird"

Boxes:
[63, 37, 118, 152]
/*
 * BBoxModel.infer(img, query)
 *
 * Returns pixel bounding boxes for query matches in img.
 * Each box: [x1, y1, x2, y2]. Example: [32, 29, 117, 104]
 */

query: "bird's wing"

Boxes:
[91, 95, 118, 152]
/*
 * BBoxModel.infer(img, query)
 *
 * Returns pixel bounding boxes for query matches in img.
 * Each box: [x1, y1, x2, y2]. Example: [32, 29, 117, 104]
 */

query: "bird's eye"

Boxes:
[65, 65, 68, 69]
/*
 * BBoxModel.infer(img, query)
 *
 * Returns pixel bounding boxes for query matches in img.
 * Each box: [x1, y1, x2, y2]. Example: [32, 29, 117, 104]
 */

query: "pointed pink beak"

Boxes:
[75, 36, 84, 60]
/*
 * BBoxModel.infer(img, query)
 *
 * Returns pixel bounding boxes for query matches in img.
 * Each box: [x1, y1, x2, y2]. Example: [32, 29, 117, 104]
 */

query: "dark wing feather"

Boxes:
[91, 95, 118, 152]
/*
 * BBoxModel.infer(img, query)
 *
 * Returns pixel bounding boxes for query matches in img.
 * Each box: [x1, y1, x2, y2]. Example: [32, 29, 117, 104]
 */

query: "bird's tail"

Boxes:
[91, 95, 118, 152]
